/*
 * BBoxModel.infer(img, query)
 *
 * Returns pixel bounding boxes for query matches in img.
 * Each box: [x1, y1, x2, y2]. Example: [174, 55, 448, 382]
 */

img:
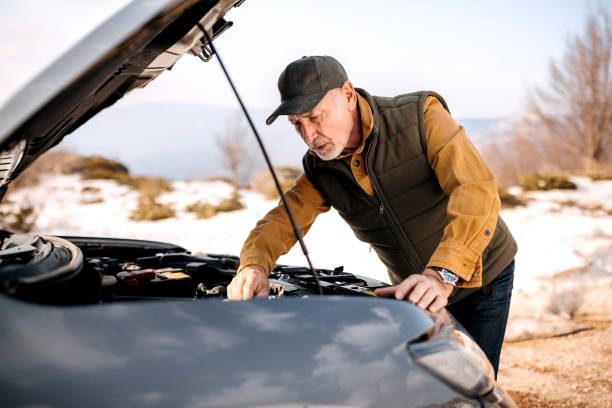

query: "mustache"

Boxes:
[308, 137, 332, 150]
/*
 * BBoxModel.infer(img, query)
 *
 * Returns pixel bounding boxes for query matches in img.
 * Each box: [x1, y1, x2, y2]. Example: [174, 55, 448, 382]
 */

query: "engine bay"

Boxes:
[0, 232, 387, 305]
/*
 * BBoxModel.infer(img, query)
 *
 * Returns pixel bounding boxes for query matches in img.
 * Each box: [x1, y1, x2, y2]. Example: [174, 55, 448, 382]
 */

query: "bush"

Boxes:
[589, 174, 612, 182]
[203, 176, 234, 184]
[520, 174, 577, 191]
[185, 201, 217, 219]
[81, 186, 101, 193]
[130, 197, 175, 221]
[251, 167, 302, 199]
[129, 176, 173, 198]
[80, 198, 104, 205]
[215, 193, 244, 212]
[81, 156, 129, 181]
[498, 189, 526, 208]
[185, 192, 244, 219]
[0, 206, 37, 232]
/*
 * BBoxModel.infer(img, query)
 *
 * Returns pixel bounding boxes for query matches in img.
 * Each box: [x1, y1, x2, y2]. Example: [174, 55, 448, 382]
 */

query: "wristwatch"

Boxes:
[430, 267, 459, 286]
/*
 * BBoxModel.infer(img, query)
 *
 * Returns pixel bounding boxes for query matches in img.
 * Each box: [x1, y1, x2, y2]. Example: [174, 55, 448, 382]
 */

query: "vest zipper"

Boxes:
[365, 133, 425, 274]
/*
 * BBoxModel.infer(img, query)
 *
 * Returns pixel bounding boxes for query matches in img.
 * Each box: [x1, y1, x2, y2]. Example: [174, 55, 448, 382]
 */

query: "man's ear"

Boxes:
[341, 80, 357, 110]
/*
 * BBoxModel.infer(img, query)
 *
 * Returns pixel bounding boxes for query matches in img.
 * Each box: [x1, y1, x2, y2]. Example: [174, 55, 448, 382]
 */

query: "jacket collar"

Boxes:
[355, 88, 380, 137]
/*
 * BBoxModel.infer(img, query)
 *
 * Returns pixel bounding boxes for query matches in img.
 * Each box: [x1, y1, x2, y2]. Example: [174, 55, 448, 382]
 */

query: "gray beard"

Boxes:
[312, 143, 344, 160]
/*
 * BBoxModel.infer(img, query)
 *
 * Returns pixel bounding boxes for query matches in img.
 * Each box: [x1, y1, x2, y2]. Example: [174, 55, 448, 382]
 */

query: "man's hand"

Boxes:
[227, 264, 270, 300]
[374, 269, 454, 312]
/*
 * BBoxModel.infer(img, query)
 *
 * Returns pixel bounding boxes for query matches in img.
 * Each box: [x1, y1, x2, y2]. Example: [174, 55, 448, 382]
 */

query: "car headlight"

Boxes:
[408, 324, 495, 399]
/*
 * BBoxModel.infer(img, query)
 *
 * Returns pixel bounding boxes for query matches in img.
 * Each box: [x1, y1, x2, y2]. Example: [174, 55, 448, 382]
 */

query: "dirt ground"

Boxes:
[497, 317, 612, 407]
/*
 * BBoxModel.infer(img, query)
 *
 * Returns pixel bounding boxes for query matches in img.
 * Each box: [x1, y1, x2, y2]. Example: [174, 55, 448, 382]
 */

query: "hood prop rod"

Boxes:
[198, 24, 323, 295]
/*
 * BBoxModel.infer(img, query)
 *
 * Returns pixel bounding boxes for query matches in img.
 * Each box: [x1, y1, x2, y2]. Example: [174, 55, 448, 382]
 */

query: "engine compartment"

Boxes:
[0, 232, 388, 304]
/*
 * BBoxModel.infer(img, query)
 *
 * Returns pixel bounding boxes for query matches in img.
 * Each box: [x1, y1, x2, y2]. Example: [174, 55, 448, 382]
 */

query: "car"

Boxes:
[0, 1, 517, 407]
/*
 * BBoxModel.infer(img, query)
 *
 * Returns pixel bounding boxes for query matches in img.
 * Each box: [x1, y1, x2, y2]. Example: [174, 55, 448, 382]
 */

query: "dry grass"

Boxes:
[80, 198, 104, 205]
[498, 189, 527, 208]
[81, 156, 129, 181]
[215, 193, 244, 212]
[589, 174, 612, 182]
[128, 178, 175, 221]
[129, 176, 173, 199]
[0, 206, 37, 232]
[555, 200, 612, 216]
[520, 174, 577, 191]
[81, 186, 101, 193]
[251, 166, 302, 199]
[203, 176, 235, 184]
[130, 197, 175, 221]
[80, 155, 174, 221]
[185, 192, 244, 219]
[185, 201, 217, 219]
[81, 156, 173, 196]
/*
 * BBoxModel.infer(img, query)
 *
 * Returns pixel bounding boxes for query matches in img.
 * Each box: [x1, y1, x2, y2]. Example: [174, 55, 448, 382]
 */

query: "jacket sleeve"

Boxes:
[238, 173, 331, 275]
[423, 97, 500, 288]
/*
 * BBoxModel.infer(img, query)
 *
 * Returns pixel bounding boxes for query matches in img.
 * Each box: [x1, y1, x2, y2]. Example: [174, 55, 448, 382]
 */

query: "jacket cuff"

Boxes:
[237, 251, 275, 276]
[427, 241, 482, 288]
[427, 198, 500, 288]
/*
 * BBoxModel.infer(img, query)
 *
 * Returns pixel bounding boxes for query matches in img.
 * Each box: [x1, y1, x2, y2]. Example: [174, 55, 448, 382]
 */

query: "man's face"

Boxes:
[288, 88, 353, 160]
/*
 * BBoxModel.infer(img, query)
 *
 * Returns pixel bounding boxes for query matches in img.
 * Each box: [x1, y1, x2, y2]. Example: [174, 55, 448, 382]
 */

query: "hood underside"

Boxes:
[0, 0, 242, 199]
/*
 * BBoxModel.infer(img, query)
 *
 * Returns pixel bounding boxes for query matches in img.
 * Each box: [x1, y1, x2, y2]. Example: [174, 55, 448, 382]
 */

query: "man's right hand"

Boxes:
[227, 264, 270, 300]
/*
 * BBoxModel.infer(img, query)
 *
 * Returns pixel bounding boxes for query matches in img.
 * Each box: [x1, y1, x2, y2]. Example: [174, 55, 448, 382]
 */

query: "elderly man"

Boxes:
[227, 56, 517, 375]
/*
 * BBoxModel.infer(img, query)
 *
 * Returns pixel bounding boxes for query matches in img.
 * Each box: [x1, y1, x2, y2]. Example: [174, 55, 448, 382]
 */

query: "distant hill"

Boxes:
[53, 101, 512, 180]
[461, 117, 520, 148]
[53, 102, 306, 180]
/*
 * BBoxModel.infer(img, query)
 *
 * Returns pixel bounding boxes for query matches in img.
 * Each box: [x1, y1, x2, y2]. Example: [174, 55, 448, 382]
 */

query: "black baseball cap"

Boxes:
[266, 56, 348, 125]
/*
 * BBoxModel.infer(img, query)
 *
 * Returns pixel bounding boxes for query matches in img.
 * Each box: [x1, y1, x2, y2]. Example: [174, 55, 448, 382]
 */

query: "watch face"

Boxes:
[439, 269, 458, 285]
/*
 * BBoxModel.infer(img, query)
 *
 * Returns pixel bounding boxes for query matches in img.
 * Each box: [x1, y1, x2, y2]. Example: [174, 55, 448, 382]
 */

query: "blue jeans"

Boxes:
[446, 259, 514, 378]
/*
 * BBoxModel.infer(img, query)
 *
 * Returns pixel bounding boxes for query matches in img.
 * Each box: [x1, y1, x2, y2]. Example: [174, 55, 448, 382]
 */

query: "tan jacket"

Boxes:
[238, 94, 500, 288]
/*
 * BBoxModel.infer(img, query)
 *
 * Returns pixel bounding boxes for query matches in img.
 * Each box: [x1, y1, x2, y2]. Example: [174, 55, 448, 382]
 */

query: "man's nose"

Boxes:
[301, 122, 317, 144]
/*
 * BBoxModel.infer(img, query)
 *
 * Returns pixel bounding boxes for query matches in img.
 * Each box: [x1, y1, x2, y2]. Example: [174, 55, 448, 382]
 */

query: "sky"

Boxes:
[0, 0, 602, 119]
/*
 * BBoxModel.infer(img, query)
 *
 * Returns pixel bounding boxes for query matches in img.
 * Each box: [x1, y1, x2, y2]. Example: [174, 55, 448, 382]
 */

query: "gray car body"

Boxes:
[0, 294, 484, 408]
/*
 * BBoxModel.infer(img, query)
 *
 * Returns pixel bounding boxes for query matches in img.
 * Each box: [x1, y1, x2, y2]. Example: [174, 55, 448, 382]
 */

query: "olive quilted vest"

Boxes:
[303, 89, 517, 304]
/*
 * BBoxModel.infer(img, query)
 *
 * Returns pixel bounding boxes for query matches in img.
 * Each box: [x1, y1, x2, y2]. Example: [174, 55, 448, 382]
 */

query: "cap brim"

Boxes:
[265, 90, 329, 125]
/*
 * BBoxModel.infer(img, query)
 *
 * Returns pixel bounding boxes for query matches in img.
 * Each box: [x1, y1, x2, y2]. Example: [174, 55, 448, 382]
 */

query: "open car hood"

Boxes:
[0, 0, 243, 198]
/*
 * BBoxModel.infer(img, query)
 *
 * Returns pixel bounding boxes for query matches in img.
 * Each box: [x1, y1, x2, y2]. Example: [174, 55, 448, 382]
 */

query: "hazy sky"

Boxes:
[0, 0, 603, 118]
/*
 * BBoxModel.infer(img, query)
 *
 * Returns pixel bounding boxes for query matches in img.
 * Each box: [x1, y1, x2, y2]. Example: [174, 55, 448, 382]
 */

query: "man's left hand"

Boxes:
[374, 269, 454, 312]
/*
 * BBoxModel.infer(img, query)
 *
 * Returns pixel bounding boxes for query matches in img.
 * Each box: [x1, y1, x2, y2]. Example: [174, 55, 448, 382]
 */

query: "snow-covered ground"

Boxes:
[2, 175, 612, 340]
